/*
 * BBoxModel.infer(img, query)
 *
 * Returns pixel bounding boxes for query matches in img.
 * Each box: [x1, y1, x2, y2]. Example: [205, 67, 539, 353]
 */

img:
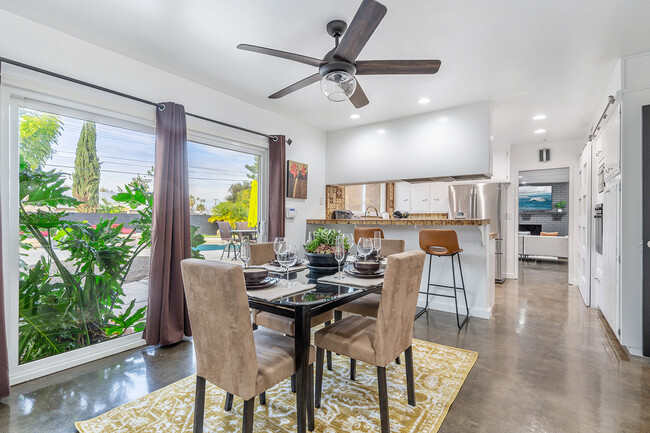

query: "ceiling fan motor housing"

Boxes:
[319, 60, 356, 78]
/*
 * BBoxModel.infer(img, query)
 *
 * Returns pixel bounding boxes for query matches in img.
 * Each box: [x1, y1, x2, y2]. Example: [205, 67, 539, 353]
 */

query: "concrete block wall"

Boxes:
[518, 182, 569, 235]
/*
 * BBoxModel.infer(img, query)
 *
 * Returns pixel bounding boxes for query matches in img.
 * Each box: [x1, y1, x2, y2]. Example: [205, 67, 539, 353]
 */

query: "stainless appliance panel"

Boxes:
[448, 185, 473, 219]
[594, 203, 603, 255]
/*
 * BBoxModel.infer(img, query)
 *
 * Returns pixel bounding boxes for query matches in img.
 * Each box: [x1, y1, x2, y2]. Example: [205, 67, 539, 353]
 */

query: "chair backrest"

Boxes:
[217, 221, 233, 240]
[354, 227, 384, 243]
[380, 239, 405, 256]
[540, 232, 558, 236]
[373, 250, 426, 366]
[180, 259, 258, 398]
[249, 242, 276, 266]
[418, 229, 461, 255]
[236, 221, 251, 231]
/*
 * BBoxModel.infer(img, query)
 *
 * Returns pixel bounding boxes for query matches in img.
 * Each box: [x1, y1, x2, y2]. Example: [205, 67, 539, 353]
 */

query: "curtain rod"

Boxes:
[0, 56, 278, 142]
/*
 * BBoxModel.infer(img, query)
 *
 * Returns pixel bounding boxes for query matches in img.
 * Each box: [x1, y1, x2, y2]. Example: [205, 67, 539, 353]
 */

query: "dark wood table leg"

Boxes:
[294, 305, 310, 433]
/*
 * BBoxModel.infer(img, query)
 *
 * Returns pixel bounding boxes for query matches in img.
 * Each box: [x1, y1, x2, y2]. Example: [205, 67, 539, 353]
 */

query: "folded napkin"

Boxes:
[261, 262, 307, 273]
[247, 280, 315, 301]
[318, 272, 384, 288]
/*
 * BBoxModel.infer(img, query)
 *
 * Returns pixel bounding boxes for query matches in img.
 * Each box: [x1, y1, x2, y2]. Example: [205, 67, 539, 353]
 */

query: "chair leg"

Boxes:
[405, 346, 416, 407]
[291, 374, 296, 393]
[315, 347, 324, 408]
[324, 321, 333, 370]
[350, 359, 356, 381]
[193, 376, 206, 433]
[242, 398, 255, 433]
[259, 391, 266, 406]
[220, 244, 227, 260]
[395, 356, 401, 365]
[308, 364, 315, 431]
[224, 392, 234, 411]
[456, 254, 470, 329]
[334, 310, 343, 321]
[377, 367, 390, 433]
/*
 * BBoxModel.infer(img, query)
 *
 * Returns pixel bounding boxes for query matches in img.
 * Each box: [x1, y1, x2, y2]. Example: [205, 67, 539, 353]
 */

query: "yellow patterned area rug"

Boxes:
[76, 339, 477, 433]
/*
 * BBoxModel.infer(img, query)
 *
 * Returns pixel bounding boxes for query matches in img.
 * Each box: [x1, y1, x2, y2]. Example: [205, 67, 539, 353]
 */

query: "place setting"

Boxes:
[316, 232, 386, 287]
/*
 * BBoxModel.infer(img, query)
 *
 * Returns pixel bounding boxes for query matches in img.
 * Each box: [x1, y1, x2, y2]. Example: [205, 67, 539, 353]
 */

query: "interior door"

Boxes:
[602, 179, 621, 337]
[577, 143, 592, 306]
[642, 105, 650, 357]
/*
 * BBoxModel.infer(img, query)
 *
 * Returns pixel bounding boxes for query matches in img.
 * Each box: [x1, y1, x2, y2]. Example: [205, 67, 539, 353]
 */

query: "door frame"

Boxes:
[642, 105, 650, 357]
[576, 142, 592, 306]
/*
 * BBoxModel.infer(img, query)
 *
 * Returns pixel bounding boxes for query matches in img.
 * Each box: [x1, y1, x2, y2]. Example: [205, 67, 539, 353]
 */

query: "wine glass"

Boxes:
[343, 233, 355, 259]
[334, 236, 346, 280]
[373, 231, 382, 258]
[273, 237, 287, 263]
[240, 239, 251, 268]
[358, 238, 373, 261]
[277, 243, 297, 286]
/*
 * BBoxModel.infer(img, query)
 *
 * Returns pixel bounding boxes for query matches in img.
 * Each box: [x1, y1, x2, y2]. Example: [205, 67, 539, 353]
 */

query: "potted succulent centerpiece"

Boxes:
[553, 201, 567, 213]
[304, 227, 350, 267]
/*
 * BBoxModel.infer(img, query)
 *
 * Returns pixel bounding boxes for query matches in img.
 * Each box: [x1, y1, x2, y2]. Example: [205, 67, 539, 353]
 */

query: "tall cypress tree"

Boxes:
[72, 121, 100, 213]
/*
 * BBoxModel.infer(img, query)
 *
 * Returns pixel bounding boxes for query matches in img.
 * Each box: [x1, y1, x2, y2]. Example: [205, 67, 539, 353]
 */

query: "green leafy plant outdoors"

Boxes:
[18, 109, 63, 170]
[73, 121, 101, 213]
[19, 159, 150, 363]
[304, 227, 350, 254]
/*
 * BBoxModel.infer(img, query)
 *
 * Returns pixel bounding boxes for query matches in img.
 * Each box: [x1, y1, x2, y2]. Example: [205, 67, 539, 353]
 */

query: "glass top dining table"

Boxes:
[247, 263, 382, 433]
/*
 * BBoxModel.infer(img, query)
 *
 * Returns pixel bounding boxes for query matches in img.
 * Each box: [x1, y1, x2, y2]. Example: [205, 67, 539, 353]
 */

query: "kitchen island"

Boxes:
[306, 218, 495, 319]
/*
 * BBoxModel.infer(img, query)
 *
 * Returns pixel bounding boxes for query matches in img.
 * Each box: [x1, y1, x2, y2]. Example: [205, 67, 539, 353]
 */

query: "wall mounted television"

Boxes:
[519, 186, 552, 210]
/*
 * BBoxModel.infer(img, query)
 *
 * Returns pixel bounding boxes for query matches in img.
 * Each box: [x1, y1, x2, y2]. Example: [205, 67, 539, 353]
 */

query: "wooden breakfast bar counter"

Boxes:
[306, 218, 496, 319]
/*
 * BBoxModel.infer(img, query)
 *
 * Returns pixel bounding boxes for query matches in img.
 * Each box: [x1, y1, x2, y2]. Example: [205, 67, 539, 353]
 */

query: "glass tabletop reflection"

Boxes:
[249, 263, 382, 307]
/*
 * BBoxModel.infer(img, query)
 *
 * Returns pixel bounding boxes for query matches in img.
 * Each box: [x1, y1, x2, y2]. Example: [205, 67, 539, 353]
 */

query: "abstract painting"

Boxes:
[287, 160, 308, 199]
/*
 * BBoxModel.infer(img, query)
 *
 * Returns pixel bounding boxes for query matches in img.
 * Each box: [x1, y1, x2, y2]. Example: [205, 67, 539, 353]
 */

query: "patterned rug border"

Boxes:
[75, 338, 478, 433]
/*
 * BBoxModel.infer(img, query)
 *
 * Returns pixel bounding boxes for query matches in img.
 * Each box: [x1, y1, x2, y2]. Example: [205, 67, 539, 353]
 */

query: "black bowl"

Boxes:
[353, 260, 381, 274]
[243, 267, 268, 284]
[304, 252, 347, 267]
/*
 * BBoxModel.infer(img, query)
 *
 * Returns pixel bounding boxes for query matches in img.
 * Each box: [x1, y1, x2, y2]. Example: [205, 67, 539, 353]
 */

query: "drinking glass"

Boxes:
[343, 233, 355, 257]
[240, 239, 251, 268]
[306, 231, 313, 244]
[277, 243, 297, 286]
[358, 238, 373, 261]
[273, 237, 287, 262]
[334, 236, 346, 279]
[373, 231, 382, 258]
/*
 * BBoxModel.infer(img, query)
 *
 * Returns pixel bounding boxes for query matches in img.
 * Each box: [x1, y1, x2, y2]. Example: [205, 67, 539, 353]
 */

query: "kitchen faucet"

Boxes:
[364, 206, 379, 218]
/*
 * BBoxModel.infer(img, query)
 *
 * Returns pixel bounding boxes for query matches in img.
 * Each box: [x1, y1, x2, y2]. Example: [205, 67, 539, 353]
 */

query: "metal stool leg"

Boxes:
[414, 254, 433, 320]
[456, 253, 470, 329]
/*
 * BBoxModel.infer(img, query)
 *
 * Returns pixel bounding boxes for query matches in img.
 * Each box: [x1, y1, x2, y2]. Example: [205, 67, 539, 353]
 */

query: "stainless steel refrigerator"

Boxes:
[449, 183, 506, 283]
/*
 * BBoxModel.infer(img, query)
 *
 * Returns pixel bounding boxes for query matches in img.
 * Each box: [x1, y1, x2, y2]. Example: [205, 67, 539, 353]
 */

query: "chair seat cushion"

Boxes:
[335, 293, 381, 318]
[314, 316, 377, 366]
[254, 310, 334, 336]
[253, 329, 315, 397]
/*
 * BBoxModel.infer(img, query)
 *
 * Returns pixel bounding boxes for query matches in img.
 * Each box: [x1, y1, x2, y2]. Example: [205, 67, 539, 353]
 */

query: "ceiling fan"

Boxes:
[237, 0, 441, 108]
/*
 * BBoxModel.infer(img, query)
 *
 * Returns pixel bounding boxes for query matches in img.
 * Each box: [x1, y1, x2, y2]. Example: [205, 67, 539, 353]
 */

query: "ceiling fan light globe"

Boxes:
[320, 71, 356, 102]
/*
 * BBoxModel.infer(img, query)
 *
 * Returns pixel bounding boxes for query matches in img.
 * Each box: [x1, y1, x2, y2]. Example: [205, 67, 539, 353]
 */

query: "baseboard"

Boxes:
[417, 299, 492, 319]
[504, 273, 517, 279]
[627, 346, 645, 357]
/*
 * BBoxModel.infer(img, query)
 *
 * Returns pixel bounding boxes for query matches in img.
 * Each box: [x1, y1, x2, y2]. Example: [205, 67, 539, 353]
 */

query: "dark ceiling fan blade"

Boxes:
[356, 59, 442, 75]
[237, 44, 323, 67]
[349, 80, 369, 108]
[333, 0, 387, 63]
[269, 74, 321, 99]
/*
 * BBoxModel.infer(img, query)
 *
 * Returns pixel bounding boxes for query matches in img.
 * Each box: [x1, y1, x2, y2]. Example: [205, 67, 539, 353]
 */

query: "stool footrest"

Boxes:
[418, 291, 456, 299]
[427, 283, 464, 290]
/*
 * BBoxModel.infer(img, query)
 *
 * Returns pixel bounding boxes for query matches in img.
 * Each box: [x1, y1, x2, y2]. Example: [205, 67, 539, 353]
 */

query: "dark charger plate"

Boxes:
[245, 277, 279, 290]
[345, 269, 385, 279]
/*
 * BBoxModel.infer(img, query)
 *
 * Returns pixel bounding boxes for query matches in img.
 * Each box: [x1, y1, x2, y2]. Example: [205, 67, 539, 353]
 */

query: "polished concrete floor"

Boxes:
[1, 261, 649, 432]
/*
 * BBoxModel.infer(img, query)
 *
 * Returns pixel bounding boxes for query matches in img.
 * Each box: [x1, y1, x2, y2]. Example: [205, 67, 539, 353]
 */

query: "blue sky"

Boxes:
[29, 109, 256, 210]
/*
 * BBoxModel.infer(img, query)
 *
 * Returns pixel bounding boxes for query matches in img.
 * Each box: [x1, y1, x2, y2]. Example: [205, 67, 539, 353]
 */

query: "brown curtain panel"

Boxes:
[144, 102, 192, 346]
[0, 191, 9, 398]
[268, 135, 286, 241]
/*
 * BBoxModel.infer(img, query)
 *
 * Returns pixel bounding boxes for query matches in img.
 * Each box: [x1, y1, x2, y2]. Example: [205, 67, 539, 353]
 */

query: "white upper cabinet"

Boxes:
[410, 183, 431, 212]
[491, 149, 510, 181]
[601, 101, 621, 181]
[430, 183, 450, 213]
[393, 182, 411, 212]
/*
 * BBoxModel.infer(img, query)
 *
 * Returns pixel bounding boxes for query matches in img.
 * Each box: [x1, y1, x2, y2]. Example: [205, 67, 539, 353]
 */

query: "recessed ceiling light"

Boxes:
[418, 98, 431, 104]
[534, 129, 547, 134]
[533, 114, 547, 120]
[350, 114, 360, 119]
[377, 129, 386, 134]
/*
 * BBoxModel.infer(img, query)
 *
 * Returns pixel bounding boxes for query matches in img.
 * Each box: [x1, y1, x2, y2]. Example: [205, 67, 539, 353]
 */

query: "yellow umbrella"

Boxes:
[247, 179, 258, 228]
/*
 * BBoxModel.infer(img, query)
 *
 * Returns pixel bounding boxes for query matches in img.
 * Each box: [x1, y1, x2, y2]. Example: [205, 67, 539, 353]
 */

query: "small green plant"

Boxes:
[553, 201, 567, 210]
[304, 227, 350, 254]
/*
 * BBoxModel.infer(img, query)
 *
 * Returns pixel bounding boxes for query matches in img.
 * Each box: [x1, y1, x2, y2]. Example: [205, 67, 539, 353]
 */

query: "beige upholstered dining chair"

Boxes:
[249, 242, 276, 266]
[180, 259, 316, 433]
[354, 226, 384, 243]
[379, 239, 405, 257]
[314, 250, 426, 433]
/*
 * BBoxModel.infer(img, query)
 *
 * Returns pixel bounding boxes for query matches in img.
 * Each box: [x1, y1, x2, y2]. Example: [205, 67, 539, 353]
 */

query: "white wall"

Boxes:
[0, 9, 326, 246]
[505, 139, 582, 281]
[326, 101, 492, 184]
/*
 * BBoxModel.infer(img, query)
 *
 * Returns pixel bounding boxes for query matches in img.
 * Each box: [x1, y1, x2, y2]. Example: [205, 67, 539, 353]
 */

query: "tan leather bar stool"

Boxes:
[416, 229, 470, 328]
[353, 227, 384, 243]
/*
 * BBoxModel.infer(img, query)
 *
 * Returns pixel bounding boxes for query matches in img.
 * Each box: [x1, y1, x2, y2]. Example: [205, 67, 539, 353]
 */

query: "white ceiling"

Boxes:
[2, 0, 650, 145]
[519, 168, 570, 184]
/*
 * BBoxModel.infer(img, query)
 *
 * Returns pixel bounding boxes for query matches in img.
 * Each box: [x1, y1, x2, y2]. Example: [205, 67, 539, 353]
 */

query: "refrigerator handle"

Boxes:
[470, 186, 477, 219]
